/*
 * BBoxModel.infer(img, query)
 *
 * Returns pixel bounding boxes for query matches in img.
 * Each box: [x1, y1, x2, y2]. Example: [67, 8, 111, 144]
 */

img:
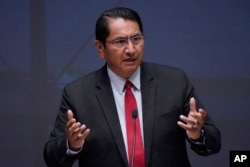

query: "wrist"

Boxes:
[67, 139, 82, 151]
[189, 128, 205, 142]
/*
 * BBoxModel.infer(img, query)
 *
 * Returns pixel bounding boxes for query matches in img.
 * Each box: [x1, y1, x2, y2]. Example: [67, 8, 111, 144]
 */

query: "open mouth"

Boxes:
[124, 58, 136, 62]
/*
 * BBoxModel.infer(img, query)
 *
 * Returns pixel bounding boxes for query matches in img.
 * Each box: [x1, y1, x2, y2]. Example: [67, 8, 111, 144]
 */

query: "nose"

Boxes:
[125, 40, 136, 54]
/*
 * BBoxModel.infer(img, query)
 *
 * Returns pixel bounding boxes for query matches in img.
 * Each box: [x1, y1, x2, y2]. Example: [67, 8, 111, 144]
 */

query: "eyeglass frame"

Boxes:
[105, 35, 144, 48]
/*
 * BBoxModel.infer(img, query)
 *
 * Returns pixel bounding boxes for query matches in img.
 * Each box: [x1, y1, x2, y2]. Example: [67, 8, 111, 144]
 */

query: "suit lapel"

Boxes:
[141, 63, 157, 166]
[95, 66, 129, 167]
[95, 63, 157, 167]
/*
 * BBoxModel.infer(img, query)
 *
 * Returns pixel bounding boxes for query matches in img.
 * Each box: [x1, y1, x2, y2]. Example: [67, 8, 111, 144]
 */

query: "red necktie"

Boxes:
[125, 80, 145, 167]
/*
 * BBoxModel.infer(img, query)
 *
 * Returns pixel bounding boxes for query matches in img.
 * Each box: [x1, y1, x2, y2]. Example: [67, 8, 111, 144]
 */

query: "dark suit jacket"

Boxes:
[44, 62, 221, 167]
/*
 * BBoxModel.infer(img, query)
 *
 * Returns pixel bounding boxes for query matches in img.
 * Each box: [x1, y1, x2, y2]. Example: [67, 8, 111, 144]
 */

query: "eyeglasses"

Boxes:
[105, 35, 144, 48]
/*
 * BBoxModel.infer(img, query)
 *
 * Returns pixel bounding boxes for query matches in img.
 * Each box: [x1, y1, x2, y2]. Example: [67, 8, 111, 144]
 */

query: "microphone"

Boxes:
[131, 109, 138, 167]
[132, 109, 138, 119]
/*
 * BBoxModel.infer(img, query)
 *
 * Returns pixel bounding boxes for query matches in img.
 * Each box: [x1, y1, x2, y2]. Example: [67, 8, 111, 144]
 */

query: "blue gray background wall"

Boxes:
[0, 0, 249, 166]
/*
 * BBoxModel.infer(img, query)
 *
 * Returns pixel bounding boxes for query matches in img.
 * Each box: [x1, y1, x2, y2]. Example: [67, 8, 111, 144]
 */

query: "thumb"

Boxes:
[189, 97, 197, 113]
[67, 109, 74, 121]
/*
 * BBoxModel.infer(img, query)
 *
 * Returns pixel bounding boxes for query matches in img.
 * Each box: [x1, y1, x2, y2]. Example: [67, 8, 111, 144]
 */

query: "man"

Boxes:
[44, 7, 221, 167]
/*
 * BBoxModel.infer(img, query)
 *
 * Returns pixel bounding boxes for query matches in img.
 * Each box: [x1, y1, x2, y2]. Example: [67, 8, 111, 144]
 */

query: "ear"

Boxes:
[94, 40, 105, 59]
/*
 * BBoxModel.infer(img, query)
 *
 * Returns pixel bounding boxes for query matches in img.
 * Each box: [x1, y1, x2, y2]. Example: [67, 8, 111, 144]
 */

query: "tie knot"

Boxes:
[125, 80, 132, 90]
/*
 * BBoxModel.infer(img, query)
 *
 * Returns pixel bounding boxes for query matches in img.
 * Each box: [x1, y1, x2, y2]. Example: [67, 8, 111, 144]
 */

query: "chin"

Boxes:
[126, 63, 138, 70]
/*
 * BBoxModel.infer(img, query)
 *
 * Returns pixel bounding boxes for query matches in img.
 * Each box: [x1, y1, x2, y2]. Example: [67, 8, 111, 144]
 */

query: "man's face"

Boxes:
[95, 18, 144, 79]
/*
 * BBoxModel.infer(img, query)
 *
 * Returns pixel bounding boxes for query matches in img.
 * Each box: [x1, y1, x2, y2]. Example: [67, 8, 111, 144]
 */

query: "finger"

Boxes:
[74, 124, 87, 134]
[67, 117, 76, 128]
[179, 115, 189, 123]
[198, 108, 207, 119]
[66, 121, 76, 137]
[177, 121, 193, 130]
[192, 120, 198, 128]
[67, 109, 74, 121]
[70, 127, 83, 140]
[78, 128, 91, 139]
[67, 110, 76, 129]
[69, 122, 81, 133]
[66, 122, 79, 138]
[179, 115, 196, 125]
[189, 97, 197, 114]
[179, 115, 199, 128]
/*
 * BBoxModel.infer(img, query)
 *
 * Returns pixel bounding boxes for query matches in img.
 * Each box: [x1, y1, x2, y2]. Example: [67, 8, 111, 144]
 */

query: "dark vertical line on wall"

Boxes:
[30, 0, 47, 94]
[29, 1, 48, 166]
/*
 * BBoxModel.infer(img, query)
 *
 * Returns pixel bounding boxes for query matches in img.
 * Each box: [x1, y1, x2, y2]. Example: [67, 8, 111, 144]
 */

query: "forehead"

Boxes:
[106, 18, 141, 38]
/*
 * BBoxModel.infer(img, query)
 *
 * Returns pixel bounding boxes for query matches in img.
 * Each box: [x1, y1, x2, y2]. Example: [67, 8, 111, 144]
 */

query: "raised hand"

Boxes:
[177, 97, 207, 140]
[66, 109, 91, 151]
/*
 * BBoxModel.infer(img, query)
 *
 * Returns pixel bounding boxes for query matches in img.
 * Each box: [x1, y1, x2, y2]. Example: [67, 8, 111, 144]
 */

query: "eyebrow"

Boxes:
[112, 33, 142, 40]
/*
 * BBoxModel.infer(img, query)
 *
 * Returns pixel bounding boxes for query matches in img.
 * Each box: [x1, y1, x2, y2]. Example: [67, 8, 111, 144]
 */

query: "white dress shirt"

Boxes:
[107, 66, 144, 159]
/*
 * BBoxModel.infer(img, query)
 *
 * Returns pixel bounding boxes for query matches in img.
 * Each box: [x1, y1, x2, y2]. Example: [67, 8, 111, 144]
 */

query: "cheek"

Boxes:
[102, 48, 124, 65]
[105, 54, 121, 66]
[137, 44, 144, 54]
[138, 47, 144, 60]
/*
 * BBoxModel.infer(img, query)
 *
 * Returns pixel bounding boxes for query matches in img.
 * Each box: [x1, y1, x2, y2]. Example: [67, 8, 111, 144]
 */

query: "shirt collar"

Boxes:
[107, 66, 141, 94]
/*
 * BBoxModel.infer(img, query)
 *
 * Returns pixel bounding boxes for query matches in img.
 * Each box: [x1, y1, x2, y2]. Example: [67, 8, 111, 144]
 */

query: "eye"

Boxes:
[132, 36, 143, 43]
[114, 39, 127, 45]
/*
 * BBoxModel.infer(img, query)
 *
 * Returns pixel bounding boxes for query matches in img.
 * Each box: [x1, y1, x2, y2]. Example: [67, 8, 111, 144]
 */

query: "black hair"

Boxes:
[95, 7, 143, 45]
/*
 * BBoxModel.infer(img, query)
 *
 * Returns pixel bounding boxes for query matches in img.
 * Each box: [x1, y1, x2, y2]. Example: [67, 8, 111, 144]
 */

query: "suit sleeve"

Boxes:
[43, 87, 79, 167]
[182, 72, 221, 156]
